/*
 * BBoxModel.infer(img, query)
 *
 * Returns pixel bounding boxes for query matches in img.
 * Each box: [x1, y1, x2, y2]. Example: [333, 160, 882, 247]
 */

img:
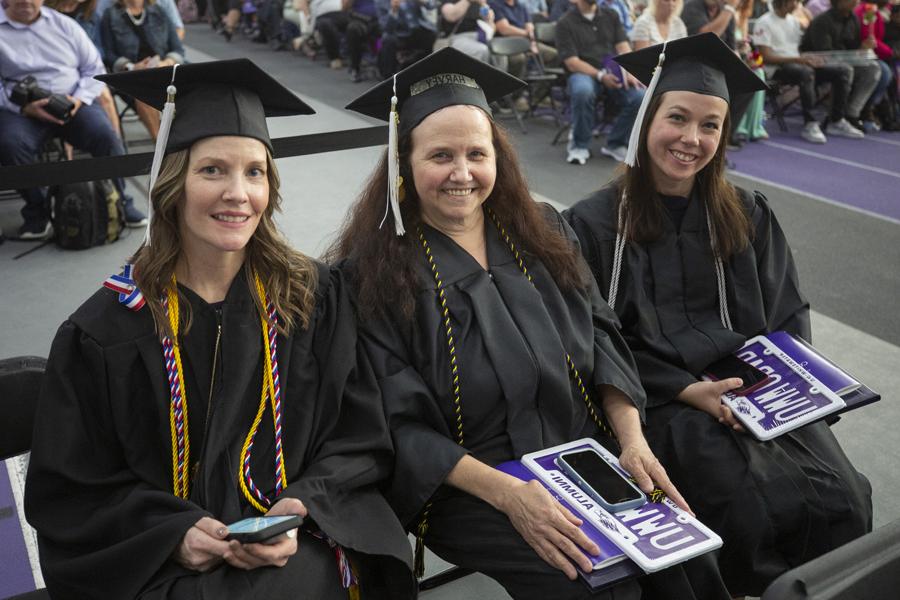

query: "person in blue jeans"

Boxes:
[0, 0, 146, 240]
[555, 0, 644, 165]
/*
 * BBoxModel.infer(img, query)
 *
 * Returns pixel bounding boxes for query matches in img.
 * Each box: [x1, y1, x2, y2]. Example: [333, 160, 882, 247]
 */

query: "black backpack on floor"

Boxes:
[52, 179, 125, 249]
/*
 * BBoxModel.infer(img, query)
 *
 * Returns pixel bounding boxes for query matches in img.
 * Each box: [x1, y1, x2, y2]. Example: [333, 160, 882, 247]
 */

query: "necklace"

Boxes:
[125, 8, 146, 26]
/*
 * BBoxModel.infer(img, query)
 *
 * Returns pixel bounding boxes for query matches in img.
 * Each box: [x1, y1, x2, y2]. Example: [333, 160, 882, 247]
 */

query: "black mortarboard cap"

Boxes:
[345, 47, 526, 137]
[97, 58, 314, 154]
[614, 32, 767, 104]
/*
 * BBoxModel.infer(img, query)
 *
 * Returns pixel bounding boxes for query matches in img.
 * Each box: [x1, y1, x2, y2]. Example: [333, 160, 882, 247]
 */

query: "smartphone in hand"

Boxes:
[704, 354, 771, 394]
[555, 449, 647, 513]
[225, 515, 303, 544]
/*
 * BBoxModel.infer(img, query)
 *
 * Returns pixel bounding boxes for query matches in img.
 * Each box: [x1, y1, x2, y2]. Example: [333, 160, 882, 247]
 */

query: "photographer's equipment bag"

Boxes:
[52, 179, 124, 249]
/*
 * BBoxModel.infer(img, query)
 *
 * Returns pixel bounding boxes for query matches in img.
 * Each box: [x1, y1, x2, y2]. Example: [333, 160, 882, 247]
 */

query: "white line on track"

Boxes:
[759, 140, 900, 179]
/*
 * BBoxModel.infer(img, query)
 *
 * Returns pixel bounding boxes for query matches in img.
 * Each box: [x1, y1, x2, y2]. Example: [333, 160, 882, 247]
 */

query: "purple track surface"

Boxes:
[0, 462, 37, 597]
[727, 116, 900, 222]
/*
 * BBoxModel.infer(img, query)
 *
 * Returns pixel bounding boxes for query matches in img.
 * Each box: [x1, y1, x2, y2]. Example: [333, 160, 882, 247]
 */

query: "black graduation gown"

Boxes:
[356, 207, 730, 600]
[24, 264, 415, 600]
[564, 185, 873, 596]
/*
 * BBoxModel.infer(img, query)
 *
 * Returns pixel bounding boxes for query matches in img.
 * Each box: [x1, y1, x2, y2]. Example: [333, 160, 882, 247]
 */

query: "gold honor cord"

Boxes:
[164, 284, 191, 499]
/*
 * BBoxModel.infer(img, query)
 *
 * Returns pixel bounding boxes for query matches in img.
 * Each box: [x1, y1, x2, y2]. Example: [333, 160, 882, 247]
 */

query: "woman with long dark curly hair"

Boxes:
[565, 33, 873, 597]
[331, 47, 731, 600]
[24, 59, 415, 600]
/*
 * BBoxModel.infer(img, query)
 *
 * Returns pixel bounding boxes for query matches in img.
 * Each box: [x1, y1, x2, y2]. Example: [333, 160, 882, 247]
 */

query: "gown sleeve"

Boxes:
[359, 312, 468, 528]
[747, 191, 811, 341]
[281, 267, 413, 569]
[549, 204, 649, 419]
[24, 321, 206, 600]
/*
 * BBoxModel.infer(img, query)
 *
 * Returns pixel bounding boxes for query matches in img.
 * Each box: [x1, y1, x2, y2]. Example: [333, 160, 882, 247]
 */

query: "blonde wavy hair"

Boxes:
[648, 0, 684, 19]
[131, 146, 318, 339]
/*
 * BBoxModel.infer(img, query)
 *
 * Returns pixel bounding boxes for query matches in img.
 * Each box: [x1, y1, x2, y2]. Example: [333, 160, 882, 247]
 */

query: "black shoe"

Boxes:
[219, 27, 233, 41]
[350, 69, 363, 83]
[845, 116, 865, 132]
[726, 136, 744, 151]
[17, 220, 52, 240]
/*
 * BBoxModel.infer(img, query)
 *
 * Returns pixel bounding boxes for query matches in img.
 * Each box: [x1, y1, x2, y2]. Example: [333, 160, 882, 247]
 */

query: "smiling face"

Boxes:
[179, 136, 269, 265]
[409, 105, 497, 234]
[645, 90, 728, 197]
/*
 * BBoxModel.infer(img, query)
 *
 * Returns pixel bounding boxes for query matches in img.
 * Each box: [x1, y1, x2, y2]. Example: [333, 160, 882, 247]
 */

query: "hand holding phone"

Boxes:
[704, 354, 770, 394]
[555, 449, 647, 513]
[225, 514, 304, 544]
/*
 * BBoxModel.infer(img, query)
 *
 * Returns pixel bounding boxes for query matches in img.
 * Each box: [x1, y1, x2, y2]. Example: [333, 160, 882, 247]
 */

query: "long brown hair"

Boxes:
[132, 146, 318, 339]
[45, 0, 99, 19]
[616, 93, 751, 260]
[326, 118, 586, 320]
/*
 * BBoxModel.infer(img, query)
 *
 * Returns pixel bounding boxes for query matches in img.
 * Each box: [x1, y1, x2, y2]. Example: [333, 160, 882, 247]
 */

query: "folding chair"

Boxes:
[489, 36, 558, 133]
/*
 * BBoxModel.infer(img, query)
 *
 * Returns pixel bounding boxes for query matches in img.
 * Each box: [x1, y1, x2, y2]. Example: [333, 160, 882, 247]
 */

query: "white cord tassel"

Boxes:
[705, 205, 733, 330]
[607, 195, 627, 311]
[624, 42, 667, 168]
[145, 64, 179, 246]
[380, 74, 406, 236]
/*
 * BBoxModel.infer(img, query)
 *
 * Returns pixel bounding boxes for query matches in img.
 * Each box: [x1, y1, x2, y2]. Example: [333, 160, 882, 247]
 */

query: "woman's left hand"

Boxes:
[223, 497, 307, 571]
[618, 440, 693, 515]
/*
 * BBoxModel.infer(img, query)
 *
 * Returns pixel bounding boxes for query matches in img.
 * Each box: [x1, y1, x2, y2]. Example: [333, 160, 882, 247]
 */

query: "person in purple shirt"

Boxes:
[375, 0, 437, 76]
[345, 0, 381, 82]
[0, 0, 146, 239]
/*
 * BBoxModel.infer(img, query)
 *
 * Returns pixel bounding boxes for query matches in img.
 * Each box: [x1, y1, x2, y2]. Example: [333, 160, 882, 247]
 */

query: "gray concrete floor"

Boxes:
[2, 26, 899, 599]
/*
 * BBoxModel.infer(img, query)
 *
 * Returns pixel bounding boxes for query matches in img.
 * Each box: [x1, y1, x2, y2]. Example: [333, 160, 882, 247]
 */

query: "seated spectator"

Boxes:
[755, 0, 864, 141]
[885, 3, 900, 60]
[800, 0, 881, 132]
[490, 0, 559, 77]
[101, 0, 185, 139]
[733, 0, 768, 140]
[631, 0, 687, 49]
[0, 0, 145, 239]
[437, 0, 494, 63]
[97, 0, 185, 38]
[45, 0, 123, 137]
[376, 0, 437, 77]
[344, 0, 382, 82]
[309, 0, 349, 69]
[682, 0, 753, 147]
[556, 0, 645, 165]
[854, 0, 898, 129]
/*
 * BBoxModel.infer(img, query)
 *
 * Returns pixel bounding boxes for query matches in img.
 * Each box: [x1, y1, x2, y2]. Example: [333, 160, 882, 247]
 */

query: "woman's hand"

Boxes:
[618, 439, 692, 514]
[497, 480, 599, 580]
[223, 497, 307, 571]
[677, 379, 746, 432]
[173, 516, 231, 572]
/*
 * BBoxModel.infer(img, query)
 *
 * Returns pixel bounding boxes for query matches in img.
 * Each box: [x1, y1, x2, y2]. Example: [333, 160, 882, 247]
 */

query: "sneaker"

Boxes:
[17, 220, 52, 240]
[329, 58, 343, 70]
[349, 68, 363, 83]
[513, 96, 530, 112]
[566, 130, 577, 153]
[567, 147, 590, 165]
[124, 202, 148, 228]
[861, 120, 881, 134]
[801, 121, 827, 144]
[827, 118, 865, 139]
[600, 145, 627, 163]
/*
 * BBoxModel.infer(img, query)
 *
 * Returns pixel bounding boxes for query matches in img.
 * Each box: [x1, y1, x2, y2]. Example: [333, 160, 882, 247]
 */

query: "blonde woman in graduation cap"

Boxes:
[331, 47, 733, 600]
[565, 32, 873, 598]
[24, 59, 415, 600]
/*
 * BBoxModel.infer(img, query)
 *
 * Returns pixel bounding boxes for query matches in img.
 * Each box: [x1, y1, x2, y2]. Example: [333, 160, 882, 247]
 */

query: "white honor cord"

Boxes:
[607, 194, 733, 331]
[607, 195, 627, 311]
[145, 63, 179, 246]
[704, 206, 733, 330]
[382, 73, 406, 236]
[624, 41, 667, 168]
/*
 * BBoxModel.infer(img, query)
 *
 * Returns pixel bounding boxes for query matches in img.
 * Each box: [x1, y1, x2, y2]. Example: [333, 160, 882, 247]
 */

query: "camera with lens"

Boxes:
[9, 75, 76, 122]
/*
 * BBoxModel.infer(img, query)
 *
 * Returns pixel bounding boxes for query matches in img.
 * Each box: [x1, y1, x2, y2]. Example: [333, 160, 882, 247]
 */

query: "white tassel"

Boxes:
[607, 194, 627, 310]
[624, 42, 667, 168]
[380, 74, 405, 236]
[145, 64, 179, 246]
[704, 204, 732, 330]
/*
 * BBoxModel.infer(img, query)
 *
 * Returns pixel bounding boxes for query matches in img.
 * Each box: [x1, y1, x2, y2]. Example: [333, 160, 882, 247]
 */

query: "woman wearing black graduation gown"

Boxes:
[331, 47, 731, 600]
[24, 59, 415, 600]
[564, 33, 873, 597]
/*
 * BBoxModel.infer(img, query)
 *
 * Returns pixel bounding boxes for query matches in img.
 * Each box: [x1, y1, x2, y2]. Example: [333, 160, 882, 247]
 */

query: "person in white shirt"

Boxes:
[631, 0, 687, 49]
[753, 0, 863, 143]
